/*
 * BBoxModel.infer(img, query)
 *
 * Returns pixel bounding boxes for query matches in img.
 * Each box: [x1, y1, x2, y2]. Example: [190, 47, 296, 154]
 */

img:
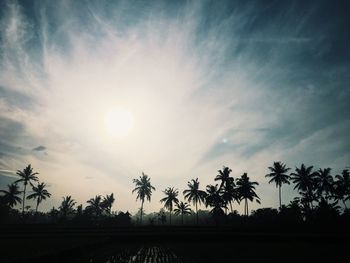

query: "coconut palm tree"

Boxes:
[221, 179, 239, 214]
[174, 201, 192, 224]
[205, 184, 226, 217]
[0, 183, 22, 208]
[236, 173, 260, 216]
[265, 161, 291, 209]
[334, 169, 350, 209]
[132, 172, 155, 224]
[183, 178, 207, 224]
[101, 193, 115, 214]
[291, 164, 317, 209]
[59, 196, 76, 219]
[160, 187, 179, 225]
[86, 195, 103, 217]
[14, 164, 39, 216]
[215, 166, 233, 190]
[26, 182, 51, 213]
[315, 168, 334, 201]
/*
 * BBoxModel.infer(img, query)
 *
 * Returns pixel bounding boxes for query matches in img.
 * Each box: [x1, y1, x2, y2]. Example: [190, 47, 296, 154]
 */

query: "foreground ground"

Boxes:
[1, 225, 349, 262]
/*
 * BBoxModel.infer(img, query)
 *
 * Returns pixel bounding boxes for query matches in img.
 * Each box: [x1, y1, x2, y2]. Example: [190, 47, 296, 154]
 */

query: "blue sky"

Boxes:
[0, 0, 349, 214]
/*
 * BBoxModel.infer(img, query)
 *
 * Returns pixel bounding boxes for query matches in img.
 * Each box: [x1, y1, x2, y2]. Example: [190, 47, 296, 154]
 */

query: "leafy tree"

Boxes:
[0, 183, 22, 208]
[26, 182, 51, 213]
[183, 178, 207, 224]
[174, 201, 192, 224]
[215, 166, 233, 190]
[265, 161, 291, 209]
[14, 165, 39, 216]
[132, 172, 155, 224]
[160, 187, 179, 225]
[291, 164, 317, 209]
[236, 173, 260, 216]
[59, 196, 76, 219]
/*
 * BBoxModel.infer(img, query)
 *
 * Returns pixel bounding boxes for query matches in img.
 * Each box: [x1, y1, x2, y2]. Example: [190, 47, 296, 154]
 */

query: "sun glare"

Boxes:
[104, 107, 134, 137]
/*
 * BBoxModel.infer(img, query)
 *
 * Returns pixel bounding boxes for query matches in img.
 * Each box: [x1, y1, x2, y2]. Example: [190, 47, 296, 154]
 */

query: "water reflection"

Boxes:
[87, 246, 191, 263]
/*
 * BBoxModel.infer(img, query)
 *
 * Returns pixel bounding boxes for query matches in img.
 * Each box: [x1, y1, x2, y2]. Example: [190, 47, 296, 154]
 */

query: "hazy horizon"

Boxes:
[0, 0, 349, 214]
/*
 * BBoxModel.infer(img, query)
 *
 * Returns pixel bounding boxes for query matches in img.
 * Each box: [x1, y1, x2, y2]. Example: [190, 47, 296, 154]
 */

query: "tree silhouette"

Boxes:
[315, 168, 334, 201]
[59, 196, 76, 219]
[86, 195, 103, 217]
[14, 165, 39, 217]
[160, 187, 179, 225]
[215, 166, 233, 190]
[291, 164, 317, 210]
[26, 182, 51, 213]
[221, 178, 239, 214]
[265, 161, 291, 209]
[174, 201, 192, 224]
[132, 172, 155, 224]
[236, 173, 260, 216]
[183, 178, 207, 224]
[334, 169, 350, 209]
[102, 193, 115, 214]
[205, 184, 226, 217]
[0, 183, 22, 208]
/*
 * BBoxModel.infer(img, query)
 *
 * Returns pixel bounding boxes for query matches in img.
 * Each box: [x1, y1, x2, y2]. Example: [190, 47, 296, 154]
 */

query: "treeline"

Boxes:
[0, 162, 350, 228]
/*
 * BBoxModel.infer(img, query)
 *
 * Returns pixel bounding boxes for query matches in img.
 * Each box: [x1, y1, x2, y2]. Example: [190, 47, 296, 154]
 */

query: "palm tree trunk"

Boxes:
[279, 185, 282, 210]
[35, 199, 39, 213]
[230, 202, 233, 214]
[182, 213, 184, 225]
[140, 199, 144, 224]
[245, 199, 247, 216]
[196, 202, 198, 225]
[169, 209, 172, 225]
[22, 184, 27, 217]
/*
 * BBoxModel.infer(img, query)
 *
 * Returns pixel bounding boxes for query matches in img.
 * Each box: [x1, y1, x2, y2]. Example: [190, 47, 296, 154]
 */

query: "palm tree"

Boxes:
[215, 166, 233, 190]
[59, 196, 76, 219]
[174, 201, 192, 224]
[205, 184, 226, 217]
[265, 161, 291, 209]
[236, 173, 260, 216]
[102, 193, 115, 214]
[315, 168, 334, 201]
[291, 164, 317, 209]
[86, 195, 103, 217]
[183, 178, 207, 224]
[160, 187, 179, 225]
[132, 172, 155, 224]
[0, 183, 22, 208]
[334, 169, 350, 209]
[26, 182, 51, 213]
[14, 164, 39, 216]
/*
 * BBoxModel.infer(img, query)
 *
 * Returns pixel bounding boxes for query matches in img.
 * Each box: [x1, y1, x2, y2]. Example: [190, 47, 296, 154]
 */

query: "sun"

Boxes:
[104, 107, 134, 137]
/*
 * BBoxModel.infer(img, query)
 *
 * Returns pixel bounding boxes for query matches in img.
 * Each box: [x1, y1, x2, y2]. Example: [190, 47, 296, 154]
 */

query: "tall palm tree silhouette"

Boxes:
[315, 168, 334, 201]
[14, 165, 39, 216]
[132, 172, 155, 224]
[215, 166, 233, 190]
[205, 184, 226, 216]
[102, 193, 115, 214]
[291, 164, 317, 209]
[26, 182, 51, 213]
[86, 195, 103, 217]
[221, 178, 239, 214]
[0, 183, 22, 208]
[59, 196, 76, 219]
[174, 201, 192, 224]
[183, 178, 207, 224]
[236, 173, 260, 216]
[265, 161, 291, 209]
[334, 169, 350, 209]
[160, 187, 179, 225]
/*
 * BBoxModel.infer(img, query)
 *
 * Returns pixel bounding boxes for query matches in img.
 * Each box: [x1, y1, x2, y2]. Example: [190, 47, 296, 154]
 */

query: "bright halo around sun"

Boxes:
[104, 107, 134, 137]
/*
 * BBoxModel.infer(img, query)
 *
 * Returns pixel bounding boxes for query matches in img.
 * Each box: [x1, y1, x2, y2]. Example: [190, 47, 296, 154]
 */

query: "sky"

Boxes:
[0, 0, 349, 214]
